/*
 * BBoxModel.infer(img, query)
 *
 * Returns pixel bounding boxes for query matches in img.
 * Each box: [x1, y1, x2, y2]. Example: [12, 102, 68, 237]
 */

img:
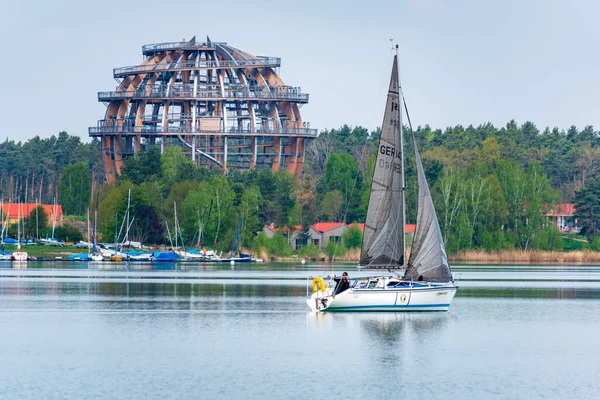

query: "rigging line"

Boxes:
[401, 94, 414, 135]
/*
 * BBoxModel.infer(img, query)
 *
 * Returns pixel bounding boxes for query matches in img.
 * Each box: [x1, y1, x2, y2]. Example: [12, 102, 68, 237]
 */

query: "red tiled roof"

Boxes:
[1, 203, 62, 219]
[263, 224, 278, 233]
[545, 203, 575, 217]
[312, 222, 346, 233]
[264, 224, 303, 234]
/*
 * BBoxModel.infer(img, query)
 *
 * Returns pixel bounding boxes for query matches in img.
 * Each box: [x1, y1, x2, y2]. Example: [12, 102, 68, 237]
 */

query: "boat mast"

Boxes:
[35, 198, 39, 240]
[87, 208, 91, 255]
[94, 210, 98, 253]
[17, 199, 21, 250]
[51, 197, 57, 239]
[397, 44, 407, 269]
[125, 189, 131, 245]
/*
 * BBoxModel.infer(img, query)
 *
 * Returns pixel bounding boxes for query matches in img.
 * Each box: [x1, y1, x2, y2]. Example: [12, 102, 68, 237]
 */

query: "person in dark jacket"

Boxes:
[333, 271, 351, 294]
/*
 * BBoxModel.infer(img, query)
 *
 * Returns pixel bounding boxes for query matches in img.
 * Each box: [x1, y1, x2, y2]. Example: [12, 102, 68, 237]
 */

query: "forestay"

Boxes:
[359, 55, 405, 269]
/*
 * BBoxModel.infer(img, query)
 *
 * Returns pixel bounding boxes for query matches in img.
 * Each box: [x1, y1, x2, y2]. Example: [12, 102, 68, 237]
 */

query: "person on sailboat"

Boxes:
[332, 272, 351, 294]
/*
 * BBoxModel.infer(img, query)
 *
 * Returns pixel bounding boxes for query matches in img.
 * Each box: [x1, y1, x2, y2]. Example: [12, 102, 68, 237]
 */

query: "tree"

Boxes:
[238, 185, 261, 249]
[321, 190, 344, 221]
[342, 224, 363, 248]
[574, 179, 600, 241]
[319, 153, 361, 222]
[59, 162, 91, 216]
[160, 147, 195, 195]
[23, 206, 49, 239]
[120, 147, 162, 185]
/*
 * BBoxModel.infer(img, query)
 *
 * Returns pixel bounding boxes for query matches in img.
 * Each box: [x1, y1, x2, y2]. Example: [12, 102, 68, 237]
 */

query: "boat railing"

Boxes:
[306, 276, 335, 300]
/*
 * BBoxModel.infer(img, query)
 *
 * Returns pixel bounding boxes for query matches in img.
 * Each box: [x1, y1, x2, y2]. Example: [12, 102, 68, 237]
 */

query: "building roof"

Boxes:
[1, 203, 62, 219]
[264, 224, 302, 234]
[312, 222, 346, 233]
[545, 203, 575, 217]
[264, 224, 278, 233]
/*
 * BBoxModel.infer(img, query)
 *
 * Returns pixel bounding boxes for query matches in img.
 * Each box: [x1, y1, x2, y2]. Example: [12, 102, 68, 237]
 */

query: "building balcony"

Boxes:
[141, 41, 227, 55]
[88, 124, 318, 137]
[114, 57, 281, 77]
[98, 85, 308, 103]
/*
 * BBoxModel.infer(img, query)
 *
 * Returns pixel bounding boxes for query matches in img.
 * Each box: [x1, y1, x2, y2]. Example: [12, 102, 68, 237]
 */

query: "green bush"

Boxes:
[530, 226, 563, 251]
[269, 232, 292, 257]
[53, 223, 83, 242]
[590, 236, 600, 251]
[299, 243, 321, 259]
[325, 239, 346, 260]
[342, 224, 362, 249]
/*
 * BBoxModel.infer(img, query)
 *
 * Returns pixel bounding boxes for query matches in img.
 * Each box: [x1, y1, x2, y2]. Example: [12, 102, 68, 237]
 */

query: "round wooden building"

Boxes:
[89, 36, 316, 182]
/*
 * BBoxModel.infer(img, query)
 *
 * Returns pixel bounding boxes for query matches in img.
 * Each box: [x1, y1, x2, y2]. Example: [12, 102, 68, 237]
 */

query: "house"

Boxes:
[1, 203, 63, 225]
[545, 203, 578, 233]
[263, 224, 319, 250]
[311, 222, 347, 247]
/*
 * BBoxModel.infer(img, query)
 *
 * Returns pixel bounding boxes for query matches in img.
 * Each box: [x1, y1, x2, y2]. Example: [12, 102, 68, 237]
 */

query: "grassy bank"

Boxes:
[1, 245, 87, 258]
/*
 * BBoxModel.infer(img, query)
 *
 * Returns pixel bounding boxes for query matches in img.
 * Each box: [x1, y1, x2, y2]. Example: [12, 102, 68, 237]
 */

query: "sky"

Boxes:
[1, 0, 599, 142]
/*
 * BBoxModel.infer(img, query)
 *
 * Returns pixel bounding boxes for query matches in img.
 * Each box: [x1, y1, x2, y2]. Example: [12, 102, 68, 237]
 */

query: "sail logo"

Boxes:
[380, 145, 401, 159]
[437, 291, 448, 296]
[400, 294, 407, 302]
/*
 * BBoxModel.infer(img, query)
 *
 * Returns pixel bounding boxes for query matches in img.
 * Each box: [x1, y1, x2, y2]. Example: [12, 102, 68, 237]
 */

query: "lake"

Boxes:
[1, 261, 599, 399]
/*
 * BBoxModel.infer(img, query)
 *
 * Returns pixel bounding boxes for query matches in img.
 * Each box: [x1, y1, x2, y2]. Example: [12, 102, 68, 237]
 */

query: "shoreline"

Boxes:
[3, 245, 600, 265]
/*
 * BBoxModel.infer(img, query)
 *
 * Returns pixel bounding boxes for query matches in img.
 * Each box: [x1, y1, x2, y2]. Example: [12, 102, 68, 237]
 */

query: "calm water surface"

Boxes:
[1, 261, 599, 399]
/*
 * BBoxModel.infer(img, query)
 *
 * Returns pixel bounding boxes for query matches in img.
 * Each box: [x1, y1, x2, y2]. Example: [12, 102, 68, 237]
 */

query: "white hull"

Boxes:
[100, 249, 126, 258]
[307, 277, 457, 312]
[177, 251, 220, 261]
[12, 251, 28, 262]
[90, 254, 104, 262]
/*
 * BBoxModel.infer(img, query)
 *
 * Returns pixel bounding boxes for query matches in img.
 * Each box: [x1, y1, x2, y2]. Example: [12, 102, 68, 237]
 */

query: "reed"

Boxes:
[333, 248, 361, 262]
[449, 249, 600, 264]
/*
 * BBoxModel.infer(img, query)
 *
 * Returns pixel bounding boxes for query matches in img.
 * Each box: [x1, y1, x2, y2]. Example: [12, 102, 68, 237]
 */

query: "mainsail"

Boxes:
[359, 55, 405, 269]
[403, 134, 452, 282]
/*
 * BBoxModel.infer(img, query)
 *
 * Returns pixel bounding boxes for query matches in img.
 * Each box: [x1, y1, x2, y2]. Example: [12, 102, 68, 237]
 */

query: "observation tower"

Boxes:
[89, 36, 317, 182]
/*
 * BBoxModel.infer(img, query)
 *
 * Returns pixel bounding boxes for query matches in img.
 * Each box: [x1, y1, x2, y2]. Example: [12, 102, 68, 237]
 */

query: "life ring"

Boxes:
[312, 277, 327, 292]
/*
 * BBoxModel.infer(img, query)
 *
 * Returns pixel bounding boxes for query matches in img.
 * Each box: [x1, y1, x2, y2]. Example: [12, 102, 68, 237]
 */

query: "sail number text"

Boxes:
[379, 145, 402, 173]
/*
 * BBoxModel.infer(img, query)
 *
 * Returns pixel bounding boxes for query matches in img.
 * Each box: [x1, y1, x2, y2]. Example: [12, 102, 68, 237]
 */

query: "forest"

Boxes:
[2, 120, 600, 255]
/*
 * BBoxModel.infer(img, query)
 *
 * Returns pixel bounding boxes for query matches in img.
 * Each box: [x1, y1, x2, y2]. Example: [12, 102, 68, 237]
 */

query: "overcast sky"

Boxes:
[1, 0, 598, 142]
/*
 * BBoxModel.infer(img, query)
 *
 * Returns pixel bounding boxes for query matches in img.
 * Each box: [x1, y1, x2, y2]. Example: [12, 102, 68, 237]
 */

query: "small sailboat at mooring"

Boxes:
[307, 47, 458, 312]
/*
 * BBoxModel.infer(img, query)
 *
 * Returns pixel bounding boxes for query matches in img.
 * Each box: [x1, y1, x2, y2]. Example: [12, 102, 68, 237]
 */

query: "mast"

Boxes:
[87, 208, 91, 254]
[17, 199, 21, 250]
[93, 210, 98, 253]
[114, 213, 118, 254]
[51, 196, 57, 239]
[174, 202, 178, 250]
[397, 44, 406, 271]
[125, 189, 131, 245]
[35, 198, 39, 240]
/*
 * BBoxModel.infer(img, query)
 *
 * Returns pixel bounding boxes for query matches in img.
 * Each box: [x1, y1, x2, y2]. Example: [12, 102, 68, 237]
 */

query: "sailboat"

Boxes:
[12, 202, 28, 262]
[307, 48, 458, 312]
[91, 210, 104, 261]
[0, 200, 12, 261]
[217, 216, 254, 263]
